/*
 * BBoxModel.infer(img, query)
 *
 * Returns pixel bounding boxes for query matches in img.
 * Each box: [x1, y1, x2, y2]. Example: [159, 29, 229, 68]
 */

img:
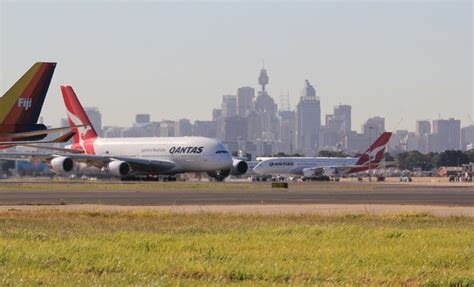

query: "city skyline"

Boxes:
[1, 1, 472, 130]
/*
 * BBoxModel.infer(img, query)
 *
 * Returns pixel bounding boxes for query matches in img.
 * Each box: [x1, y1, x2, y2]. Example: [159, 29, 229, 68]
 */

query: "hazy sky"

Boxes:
[1, 1, 472, 132]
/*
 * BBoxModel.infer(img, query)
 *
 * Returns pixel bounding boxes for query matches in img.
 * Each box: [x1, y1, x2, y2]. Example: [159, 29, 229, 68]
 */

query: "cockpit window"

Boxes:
[215, 150, 229, 154]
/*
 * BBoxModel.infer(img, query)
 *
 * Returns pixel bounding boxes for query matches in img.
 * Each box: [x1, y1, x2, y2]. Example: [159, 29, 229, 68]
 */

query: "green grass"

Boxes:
[0, 211, 472, 286]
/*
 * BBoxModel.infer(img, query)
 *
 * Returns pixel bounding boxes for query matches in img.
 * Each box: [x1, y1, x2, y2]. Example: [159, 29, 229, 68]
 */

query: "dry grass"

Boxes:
[0, 210, 472, 286]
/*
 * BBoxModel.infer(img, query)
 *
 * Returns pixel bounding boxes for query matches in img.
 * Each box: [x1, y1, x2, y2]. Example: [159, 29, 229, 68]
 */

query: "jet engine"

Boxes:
[229, 158, 248, 176]
[50, 156, 74, 173]
[107, 160, 131, 177]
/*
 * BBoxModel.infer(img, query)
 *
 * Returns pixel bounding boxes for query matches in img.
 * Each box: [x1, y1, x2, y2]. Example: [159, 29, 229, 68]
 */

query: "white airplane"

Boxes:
[253, 132, 392, 178]
[2, 86, 248, 180]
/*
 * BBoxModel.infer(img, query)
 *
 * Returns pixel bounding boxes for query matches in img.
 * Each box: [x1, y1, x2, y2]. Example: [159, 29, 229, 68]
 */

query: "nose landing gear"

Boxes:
[207, 169, 230, 182]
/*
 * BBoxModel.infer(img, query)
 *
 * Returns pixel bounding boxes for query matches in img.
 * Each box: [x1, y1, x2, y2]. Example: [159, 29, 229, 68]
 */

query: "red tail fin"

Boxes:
[60, 85, 98, 145]
[355, 132, 392, 166]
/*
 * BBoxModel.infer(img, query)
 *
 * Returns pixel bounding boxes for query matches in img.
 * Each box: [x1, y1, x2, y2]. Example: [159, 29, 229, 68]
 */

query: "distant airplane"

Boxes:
[253, 132, 392, 178]
[0, 62, 79, 148]
[1, 85, 247, 180]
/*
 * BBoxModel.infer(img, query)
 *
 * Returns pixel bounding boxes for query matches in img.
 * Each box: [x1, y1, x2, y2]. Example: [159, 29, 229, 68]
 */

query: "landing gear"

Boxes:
[207, 169, 230, 182]
[163, 176, 177, 182]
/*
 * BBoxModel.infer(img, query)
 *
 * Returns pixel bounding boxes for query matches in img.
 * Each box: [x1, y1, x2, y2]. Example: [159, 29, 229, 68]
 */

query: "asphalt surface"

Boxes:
[0, 183, 473, 206]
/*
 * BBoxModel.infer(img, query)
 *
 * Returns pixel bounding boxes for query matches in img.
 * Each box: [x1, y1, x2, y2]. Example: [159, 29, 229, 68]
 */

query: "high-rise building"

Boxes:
[416, 120, 431, 136]
[279, 110, 295, 154]
[212, 109, 222, 121]
[333, 105, 351, 134]
[416, 120, 431, 153]
[389, 130, 419, 152]
[135, 114, 150, 126]
[362, 116, 385, 139]
[84, 107, 102, 136]
[175, 119, 193, 137]
[103, 126, 125, 138]
[159, 120, 176, 137]
[461, 125, 474, 151]
[222, 116, 247, 142]
[344, 131, 370, 153]
[431, 118, 461, 152]
[248, 66, 279, 142]
[237, 87, 255, 117]
[321, 105, 351, 150]
[221, 95, 237, 118]
[295, 80, 320, 154]
[194, 121, 217, 138]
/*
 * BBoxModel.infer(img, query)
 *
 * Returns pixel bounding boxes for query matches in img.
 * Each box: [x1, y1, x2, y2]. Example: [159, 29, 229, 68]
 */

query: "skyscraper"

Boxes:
[221, 95, 237, 118]
[362, 116, 385, 139]
[295, 80, 321, 154]
[249, 66, 279, 142]
[174, 119, 193, 137]
[333, 105, 351, 134]
[461, 125, 474, 151]
[432, 118, 461, 152]
[237, 87, 255, 117]
[135, 114, 150, 126]
[416, 120, 431, 153]
[278, 94, 295, 154]
[416, 120, 431, 136]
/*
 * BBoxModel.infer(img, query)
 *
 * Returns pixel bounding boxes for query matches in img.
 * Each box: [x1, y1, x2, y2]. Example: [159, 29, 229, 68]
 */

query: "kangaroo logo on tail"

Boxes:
[356, 132, 392, 166]
[61, 85, 98, 154]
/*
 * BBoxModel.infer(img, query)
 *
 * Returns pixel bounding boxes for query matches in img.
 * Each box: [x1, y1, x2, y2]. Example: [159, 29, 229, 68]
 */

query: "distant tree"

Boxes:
[318, 150, 348, 158]
[383, 152, 395, 162]
[435, 150, 469, 167]
[426, 152, 440, 168]
[465, 149, 474, 162]
[291, 153, 303, 157]
[396, 151, 435, 171]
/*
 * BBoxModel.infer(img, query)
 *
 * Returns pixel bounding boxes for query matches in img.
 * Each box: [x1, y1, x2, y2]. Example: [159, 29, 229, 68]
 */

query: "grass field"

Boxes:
[0, 211, 472, 286]
[0, 181, 382, 192]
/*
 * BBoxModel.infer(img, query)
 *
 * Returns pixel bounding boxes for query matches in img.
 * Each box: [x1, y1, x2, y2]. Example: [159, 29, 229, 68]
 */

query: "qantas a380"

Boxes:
[253, 132, 392, 178]
[3, 86, 247, 180]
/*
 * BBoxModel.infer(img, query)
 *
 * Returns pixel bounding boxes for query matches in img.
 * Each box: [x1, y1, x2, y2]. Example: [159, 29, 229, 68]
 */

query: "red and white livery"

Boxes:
[253, 132, 392, 178]
[3, 86, 248, 179]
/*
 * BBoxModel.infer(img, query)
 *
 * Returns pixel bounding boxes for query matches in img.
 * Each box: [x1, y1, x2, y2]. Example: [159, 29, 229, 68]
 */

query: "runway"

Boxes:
[0, 182, 472, 206]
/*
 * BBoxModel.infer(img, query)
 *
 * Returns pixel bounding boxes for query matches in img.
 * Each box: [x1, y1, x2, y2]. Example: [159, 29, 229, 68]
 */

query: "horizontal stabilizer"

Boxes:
[1, 125, 85, 139]
[0, 131, 76, 146]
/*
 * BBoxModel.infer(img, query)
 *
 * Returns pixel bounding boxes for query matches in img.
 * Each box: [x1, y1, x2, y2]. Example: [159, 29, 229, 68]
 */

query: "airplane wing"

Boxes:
[0, 152, 176, 174]
[0, 125, 85, 139]
[0, 131, 76, 147]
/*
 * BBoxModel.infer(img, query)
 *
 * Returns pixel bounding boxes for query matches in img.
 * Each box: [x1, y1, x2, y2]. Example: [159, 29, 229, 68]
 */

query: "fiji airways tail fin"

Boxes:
[60, 85, 98, 145]
[0, 62, 56, 127]
[355, 132, 392, 166]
